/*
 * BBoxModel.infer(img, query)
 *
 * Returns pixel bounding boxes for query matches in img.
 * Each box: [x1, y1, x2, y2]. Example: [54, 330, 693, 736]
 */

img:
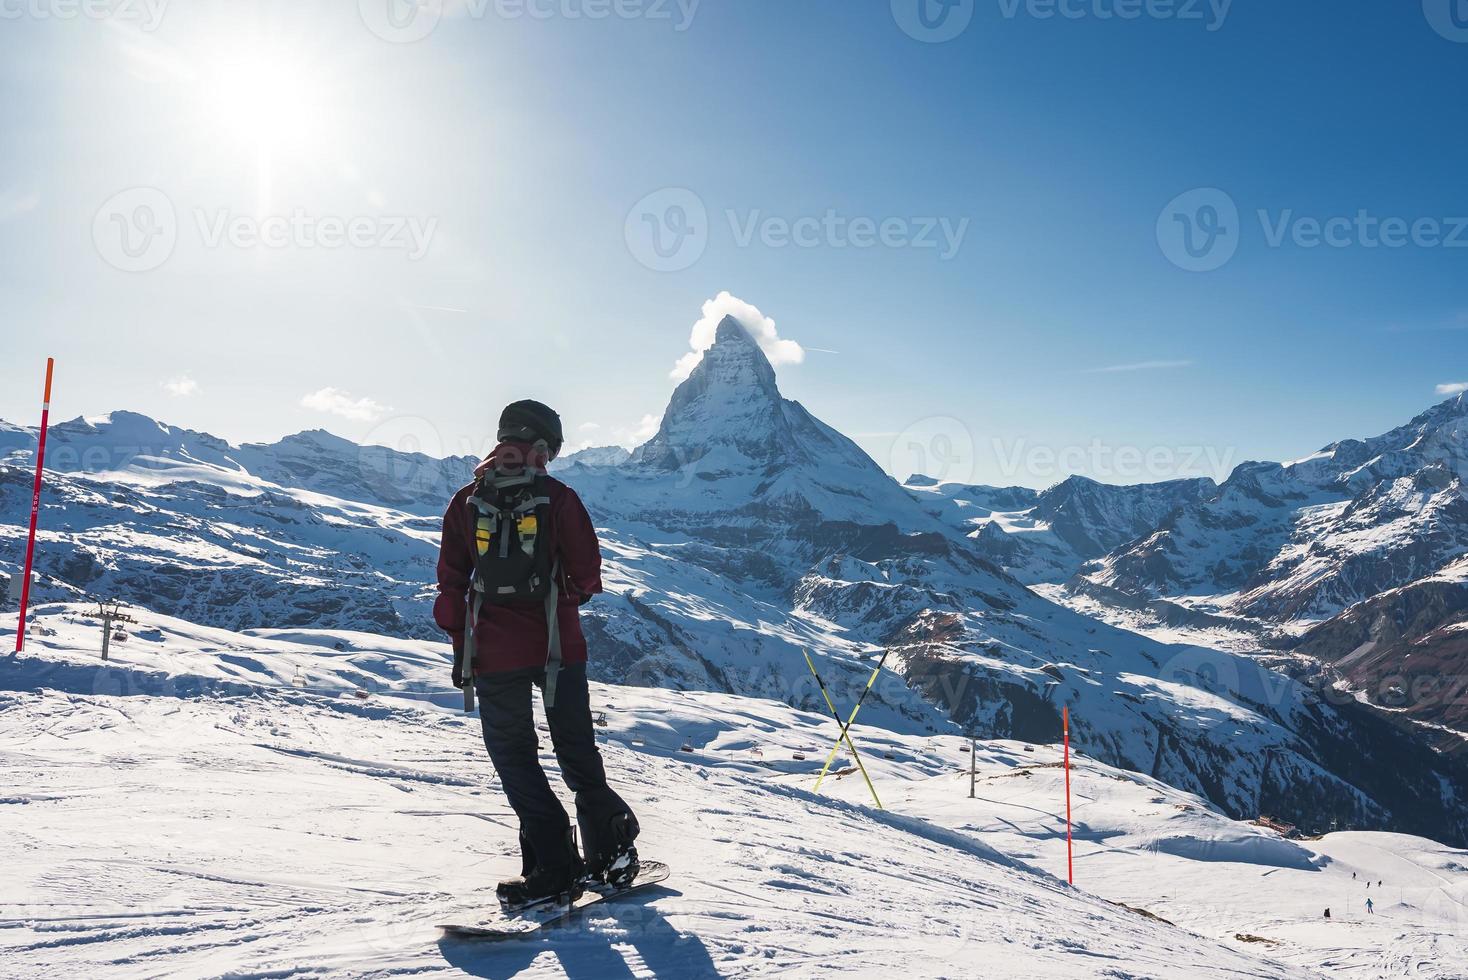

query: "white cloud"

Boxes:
[1437, 382, 1468, 396]
[1082, 360, 1193, 374]
[0, 187, 39, 223]
[162, 375, 198, 397]
[300, 387, 392, 422]
[670, 291, 805, 382]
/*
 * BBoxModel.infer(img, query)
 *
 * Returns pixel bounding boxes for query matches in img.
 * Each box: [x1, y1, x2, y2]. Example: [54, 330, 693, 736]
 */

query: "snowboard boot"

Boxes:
[582, 812, 640, 890]
[498, 830, 584, 910]
[494, 830, 537, 902]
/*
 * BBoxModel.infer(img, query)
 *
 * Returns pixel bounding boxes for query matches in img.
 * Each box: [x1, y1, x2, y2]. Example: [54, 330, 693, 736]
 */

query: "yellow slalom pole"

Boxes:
[804, 650, 884, 809]
[811, 652, 888, 786]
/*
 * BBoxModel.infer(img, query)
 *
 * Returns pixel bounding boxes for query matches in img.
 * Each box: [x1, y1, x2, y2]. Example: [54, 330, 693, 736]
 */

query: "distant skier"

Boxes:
[1366, 898, 1375, 915]
[435, 399, 639, 906]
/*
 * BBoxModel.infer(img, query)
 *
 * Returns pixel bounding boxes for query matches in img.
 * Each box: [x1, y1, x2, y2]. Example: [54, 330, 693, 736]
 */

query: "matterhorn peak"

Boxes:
[607, 308, 939, 530]
[632, 315, 786, 471]
[714, 313, 754, 345]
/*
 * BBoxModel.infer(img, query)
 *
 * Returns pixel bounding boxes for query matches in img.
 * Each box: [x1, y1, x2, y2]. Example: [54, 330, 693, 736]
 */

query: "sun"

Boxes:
[196, 42, 326, 154]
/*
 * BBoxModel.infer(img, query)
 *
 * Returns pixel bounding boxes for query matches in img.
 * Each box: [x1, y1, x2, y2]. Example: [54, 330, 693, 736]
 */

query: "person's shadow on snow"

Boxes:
[436, 887, 722, 979]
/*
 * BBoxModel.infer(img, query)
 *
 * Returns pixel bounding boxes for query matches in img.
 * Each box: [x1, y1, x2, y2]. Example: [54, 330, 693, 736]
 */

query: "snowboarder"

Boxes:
[1366, 898, 1374, 915]
[435, 399, 640, 907]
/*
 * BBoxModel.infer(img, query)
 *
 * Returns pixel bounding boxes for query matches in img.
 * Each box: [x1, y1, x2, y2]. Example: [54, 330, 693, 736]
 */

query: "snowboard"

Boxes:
[437, 861, 670, 941]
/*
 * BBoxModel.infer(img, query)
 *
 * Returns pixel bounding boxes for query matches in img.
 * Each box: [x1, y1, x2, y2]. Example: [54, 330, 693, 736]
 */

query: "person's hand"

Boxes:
[451, 647, 466, 689]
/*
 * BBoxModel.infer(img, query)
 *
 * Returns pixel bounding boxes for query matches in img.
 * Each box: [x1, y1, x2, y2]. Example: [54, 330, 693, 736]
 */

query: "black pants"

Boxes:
[475, 662, 633, 868]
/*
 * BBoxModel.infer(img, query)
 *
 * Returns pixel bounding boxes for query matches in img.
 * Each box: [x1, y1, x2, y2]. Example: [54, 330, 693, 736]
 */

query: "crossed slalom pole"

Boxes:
[803, 648, 890, 809]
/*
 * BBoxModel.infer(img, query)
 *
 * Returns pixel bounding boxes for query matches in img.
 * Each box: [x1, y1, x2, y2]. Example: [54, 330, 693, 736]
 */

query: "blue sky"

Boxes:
[1, 0, 1465, 488]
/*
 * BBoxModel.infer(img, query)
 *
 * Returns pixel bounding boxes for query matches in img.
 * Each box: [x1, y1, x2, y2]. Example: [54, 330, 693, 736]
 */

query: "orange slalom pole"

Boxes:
[15, 358, 54, 653]
[1063, 705, 1074, 885]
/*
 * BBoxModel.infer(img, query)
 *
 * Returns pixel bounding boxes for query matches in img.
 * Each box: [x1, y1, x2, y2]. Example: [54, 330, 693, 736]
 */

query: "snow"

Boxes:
[3, 608, 1466, 978]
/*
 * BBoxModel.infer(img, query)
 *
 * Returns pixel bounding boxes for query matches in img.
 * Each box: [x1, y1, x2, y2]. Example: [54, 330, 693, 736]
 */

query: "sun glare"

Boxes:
[196, 43, 325, 154]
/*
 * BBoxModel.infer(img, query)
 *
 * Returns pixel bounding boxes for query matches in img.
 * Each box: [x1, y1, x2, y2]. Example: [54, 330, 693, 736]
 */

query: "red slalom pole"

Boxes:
[15, 358, 54, 653]
[1063, 705, 1074, 886]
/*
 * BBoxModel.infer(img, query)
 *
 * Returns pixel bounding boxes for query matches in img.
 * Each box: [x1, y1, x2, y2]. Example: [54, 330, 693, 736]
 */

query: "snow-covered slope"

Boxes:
[5, 608, 1466, 978]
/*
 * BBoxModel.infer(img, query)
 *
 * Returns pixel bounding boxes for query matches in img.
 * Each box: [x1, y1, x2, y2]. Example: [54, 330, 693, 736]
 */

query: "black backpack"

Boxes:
[467, 472, 556, 603]
[458, 471, 566, 712]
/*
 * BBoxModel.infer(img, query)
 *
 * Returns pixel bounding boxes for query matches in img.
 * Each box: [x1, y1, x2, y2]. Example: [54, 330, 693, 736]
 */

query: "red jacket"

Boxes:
[433, 442, 603, 673]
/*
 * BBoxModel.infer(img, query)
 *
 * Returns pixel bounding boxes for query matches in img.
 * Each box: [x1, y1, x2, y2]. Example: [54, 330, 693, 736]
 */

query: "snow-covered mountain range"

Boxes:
[905, 472, 1217, 583]
[1044, 394, 1468, 746]
[3, 316, 1467, 848]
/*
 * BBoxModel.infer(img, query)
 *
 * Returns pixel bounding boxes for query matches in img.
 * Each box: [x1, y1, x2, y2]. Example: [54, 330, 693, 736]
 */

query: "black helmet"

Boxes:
[498, 399, 563, 458]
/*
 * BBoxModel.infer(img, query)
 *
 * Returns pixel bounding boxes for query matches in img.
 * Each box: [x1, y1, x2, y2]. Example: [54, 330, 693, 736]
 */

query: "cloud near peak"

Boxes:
[671, 291, 804, 382]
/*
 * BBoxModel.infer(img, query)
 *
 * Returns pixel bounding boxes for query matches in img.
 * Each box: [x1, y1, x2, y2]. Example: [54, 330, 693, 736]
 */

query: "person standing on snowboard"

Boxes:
[434, 399, 639, 905]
